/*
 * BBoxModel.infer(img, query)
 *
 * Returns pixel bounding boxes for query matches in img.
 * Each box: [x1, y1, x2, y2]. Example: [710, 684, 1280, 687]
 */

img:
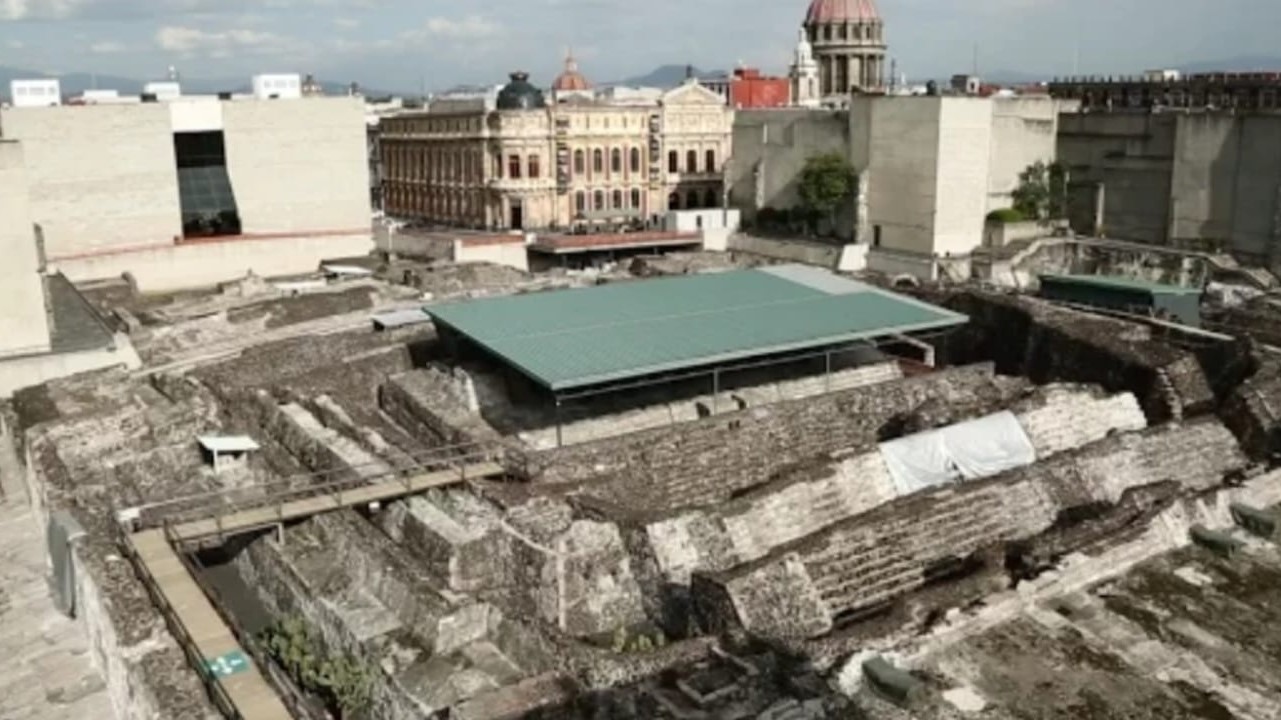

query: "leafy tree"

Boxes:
[797, 152, 857, 235]
[1011, 161, 1068, 221]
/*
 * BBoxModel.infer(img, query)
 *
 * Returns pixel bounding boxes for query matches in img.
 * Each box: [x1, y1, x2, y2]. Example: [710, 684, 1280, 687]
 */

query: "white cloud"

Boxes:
[2, 0, 382, 21]
[415, 15, 501, 39]
[89, 40, 126, 53]
[154, 25, 296, 58]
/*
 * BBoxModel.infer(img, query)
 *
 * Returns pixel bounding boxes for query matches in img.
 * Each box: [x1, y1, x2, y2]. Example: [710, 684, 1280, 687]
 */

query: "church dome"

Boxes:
[552, 52, 592, 92]
[805, 0, 880, 24]
[496, 71, 546, 110]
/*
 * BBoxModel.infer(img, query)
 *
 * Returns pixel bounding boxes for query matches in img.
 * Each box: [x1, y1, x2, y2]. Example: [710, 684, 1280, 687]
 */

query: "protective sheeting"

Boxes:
[47, 511, 87, 618]
[879, 411, 1037, 496]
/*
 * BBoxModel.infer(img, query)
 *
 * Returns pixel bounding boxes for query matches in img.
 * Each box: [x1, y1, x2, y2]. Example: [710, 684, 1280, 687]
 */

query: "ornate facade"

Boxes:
[803, 0, 887, 99]
[380, 69, 733, 232]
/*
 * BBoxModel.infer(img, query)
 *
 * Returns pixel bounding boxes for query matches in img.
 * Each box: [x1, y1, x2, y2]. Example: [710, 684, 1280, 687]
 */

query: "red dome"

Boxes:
[805, 0, 880, 24]
[552, 52, 592, 92]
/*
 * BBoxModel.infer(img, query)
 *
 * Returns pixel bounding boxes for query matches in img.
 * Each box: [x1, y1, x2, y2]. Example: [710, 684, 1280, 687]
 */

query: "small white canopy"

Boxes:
[198, 436, 261, 454]
[321, 264, 374, 277]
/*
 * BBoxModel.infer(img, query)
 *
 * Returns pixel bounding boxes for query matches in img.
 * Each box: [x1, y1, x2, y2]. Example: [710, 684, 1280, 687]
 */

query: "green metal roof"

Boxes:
[425, 265, 968, 392]
[1039, 274, 1203, 296]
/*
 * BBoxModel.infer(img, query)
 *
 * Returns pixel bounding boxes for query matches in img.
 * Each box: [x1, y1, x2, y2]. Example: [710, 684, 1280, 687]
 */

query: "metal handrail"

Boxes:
[134, 440, 508, 530]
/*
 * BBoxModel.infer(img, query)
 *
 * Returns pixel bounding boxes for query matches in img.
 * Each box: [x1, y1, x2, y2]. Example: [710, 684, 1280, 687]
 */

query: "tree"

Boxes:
[1011, 161, 1068, 221]
[797, 152, 857, 235]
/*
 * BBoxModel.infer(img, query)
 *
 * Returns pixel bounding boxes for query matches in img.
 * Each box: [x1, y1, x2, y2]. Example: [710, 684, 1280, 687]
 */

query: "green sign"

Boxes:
[205, 650, 251, 678]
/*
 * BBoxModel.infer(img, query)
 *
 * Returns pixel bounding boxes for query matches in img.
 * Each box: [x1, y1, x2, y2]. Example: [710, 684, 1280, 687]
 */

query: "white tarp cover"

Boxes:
[878, 411, 1036, 496]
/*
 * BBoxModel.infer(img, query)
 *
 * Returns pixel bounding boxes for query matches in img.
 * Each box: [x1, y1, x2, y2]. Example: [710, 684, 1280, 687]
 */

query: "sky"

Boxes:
[0, 0, 1277, 92]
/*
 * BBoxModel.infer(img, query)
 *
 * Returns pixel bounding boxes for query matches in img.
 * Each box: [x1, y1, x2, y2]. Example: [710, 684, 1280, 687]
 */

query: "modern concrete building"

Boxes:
[850, 95, 1063, 279]
[1057, 110, 1281, 270]
[0, 93, 373, 292]
[0, 140, 140, 396]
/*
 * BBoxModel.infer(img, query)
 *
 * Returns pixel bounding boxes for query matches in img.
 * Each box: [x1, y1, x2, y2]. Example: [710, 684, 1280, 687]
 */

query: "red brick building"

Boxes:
[728, 68, 791, 109]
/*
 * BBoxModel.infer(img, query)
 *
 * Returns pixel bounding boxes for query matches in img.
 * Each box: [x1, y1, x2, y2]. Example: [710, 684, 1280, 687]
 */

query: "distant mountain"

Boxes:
[607, 64, 727, 88]
[0, 65, 399, 100]
[1175, 56, 1281, 73]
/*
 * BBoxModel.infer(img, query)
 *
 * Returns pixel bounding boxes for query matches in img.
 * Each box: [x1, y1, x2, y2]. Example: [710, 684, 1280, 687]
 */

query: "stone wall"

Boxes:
[380, 368, 502, 447]
[692, 419, 1246, 641]
[534, 363, 1029, 512]
[934, 292, 1214, 423]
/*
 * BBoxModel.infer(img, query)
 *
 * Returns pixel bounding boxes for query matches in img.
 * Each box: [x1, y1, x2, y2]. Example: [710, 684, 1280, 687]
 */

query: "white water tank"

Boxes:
[252, 74, 302, 100]
[10, 79, 61, 107]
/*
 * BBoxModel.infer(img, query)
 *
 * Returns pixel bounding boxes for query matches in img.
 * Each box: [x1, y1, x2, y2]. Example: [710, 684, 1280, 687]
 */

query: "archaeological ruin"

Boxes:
[6, 251, 1281, 720]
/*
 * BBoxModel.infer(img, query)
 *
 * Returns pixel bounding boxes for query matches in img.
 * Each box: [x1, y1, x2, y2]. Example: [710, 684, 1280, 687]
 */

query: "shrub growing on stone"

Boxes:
[260, 615, 374, 719]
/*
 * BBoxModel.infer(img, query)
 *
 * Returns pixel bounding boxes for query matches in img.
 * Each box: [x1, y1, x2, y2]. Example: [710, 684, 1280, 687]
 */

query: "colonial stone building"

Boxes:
[380, 61, 733, 231]
[803, 0, 888, 100]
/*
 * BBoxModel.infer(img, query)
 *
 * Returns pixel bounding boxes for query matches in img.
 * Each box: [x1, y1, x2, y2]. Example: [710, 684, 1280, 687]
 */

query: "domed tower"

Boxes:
[496, 71, 547, 110]
[803, 0, 887, 98]
[551, 51, 592, 96]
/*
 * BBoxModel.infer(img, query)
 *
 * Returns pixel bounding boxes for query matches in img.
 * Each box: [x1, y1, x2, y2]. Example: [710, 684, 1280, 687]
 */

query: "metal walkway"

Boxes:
[122, 454, 507, 720]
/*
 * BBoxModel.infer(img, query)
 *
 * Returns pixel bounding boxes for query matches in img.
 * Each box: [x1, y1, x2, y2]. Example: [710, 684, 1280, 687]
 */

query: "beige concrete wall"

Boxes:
[988, 97, 1060, 212]
[222, 97, 372, 234]
[0, 334, 140, 398]
[857, 97, 941, 256]
[933, 98, 994, 257]
[0, 104, 183, 260]
[453, 240, 529, 272]
[727, 109, 850, 227]
[55, 232, 371, 292]
[0, 142, 51, 357]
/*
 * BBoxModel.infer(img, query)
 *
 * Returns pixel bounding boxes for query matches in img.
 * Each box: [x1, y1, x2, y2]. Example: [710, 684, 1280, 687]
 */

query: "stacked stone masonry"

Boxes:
[537, 363, 1030, 511]
[692, 419, 1247, 641]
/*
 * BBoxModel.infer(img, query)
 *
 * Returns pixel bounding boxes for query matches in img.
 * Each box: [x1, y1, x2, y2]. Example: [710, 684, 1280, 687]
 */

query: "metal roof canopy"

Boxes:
[424, 264, 968, 393]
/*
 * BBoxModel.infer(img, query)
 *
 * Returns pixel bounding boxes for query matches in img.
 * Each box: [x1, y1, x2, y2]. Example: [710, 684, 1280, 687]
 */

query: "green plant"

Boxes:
[986, 207, 1026, 223]
[1010, 161, 1068, 221]
[260, 616, 374, 719]
[798, 152, 857, 234]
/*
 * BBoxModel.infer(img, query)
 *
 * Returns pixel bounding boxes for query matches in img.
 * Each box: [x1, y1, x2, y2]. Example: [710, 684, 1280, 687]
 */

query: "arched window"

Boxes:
[630, 188, 642, 208]
[508, 154, 521, 179]
[611, 148, 622, 174]
[593, 149, 604, 173]
[629, 148, 641, 173]
[593, 190, 605, 210]
[573, 149, 585, 175]
[528, 154, 540, 179]
[668, 150, 679, 173]
[686, 150, 698, 173]
[705, 150, 716, 174]
[705, 189, 718, 208]
[668, 192, 681, 210]
[612, 190, 623, 208]
[687, 190, 700, 208]
[575, 191, 586, 214]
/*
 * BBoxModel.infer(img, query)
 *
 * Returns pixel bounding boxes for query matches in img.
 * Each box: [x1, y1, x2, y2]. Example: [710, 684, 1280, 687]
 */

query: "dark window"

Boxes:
[174, 131, 241, 238]
[630, 188, 641, 208]
[575, 191, 586, 213]
[574, 149, 585, 175]
[494, 154, 502, 178]
[687, 150, 698, 173]
[705, 189, 718, 208]
[508, 155, 522, 179]
[528, 154, 540, 179]
[629, 147, 641, 173]
[593, 149, 604, 173]
[705, 150, 716, 173]
[593, 190, 605, 210]
[686, 190, 700, 208]
[612, 190, 623, 208]
[873, 224, 882, 247]
[611, 148, 622, 173]
[668, 192, 681, 209]
[668, 150, 678, 173]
